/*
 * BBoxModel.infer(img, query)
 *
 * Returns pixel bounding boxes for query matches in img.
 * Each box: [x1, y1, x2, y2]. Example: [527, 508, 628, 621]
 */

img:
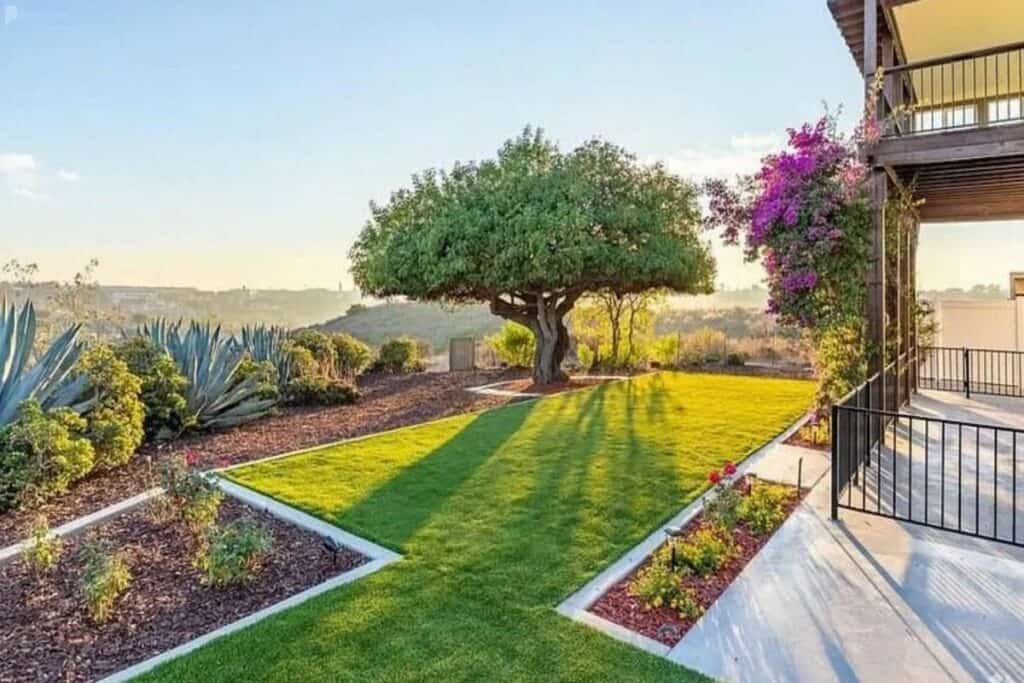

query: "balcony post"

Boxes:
[867, 170, 888, 404]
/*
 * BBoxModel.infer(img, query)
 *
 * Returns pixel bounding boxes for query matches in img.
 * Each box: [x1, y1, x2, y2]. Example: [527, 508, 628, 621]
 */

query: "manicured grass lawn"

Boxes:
[144, 372, 813, 682]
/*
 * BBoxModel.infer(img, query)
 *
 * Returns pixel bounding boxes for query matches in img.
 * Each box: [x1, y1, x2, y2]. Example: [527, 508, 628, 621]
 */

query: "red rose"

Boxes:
[708, 470, 722, 485]
[723, 462, 737, 476]
[185, 450, 199, 466]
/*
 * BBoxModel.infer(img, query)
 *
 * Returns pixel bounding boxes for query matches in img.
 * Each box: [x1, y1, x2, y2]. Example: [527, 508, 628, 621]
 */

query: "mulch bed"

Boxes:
[0, 369, 530, 547]
[588, 477, 804, 647]
[783, 431, 830, 451]
[489, 376, 618, 395]
[1, 496, 365, 682]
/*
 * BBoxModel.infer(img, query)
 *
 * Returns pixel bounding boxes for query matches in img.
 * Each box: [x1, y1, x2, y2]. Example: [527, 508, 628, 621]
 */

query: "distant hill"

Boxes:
[316, 302, 504, 351]
[668, 287, 769, 310]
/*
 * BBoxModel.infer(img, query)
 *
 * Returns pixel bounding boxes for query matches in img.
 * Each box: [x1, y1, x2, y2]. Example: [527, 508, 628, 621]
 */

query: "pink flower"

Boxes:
[723, 462, 737, 476]
[185, 450, 199, 467]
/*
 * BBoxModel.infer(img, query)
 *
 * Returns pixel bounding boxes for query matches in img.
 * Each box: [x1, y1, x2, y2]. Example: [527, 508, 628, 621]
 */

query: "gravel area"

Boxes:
[1, 496, 365, 682]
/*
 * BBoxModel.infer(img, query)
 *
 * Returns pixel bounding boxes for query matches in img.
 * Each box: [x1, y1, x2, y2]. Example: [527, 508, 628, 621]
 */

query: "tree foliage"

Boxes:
[351, 127, 715, 383]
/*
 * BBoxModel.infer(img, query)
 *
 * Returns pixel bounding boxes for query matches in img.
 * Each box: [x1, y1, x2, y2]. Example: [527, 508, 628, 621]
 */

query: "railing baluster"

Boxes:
[941, 424, 947, 527]
[925, 420, 930, 526]
[958, 424, 963, 531]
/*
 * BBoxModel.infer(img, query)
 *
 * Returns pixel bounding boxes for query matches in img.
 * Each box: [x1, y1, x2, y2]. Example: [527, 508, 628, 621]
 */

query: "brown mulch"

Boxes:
[588, 477, 804, 647]
[0, 370, 529, 548]
[0, 496, 365, 682]
[783, 431, 830, 451]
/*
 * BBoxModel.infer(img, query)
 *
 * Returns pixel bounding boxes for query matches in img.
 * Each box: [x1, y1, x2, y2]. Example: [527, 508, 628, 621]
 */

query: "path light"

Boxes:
[322, 535, 343, 567]
[665, 526, 685, 569]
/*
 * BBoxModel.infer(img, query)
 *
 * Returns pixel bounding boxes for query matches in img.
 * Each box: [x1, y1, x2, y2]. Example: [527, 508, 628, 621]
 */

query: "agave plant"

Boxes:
[0, 299, 91, 427]
[134, 319, 276, 430]
[240, 324, 292, 389]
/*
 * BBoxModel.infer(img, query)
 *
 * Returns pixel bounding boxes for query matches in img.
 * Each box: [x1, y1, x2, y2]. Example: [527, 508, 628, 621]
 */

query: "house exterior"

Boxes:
[829, 0, 1024, 408]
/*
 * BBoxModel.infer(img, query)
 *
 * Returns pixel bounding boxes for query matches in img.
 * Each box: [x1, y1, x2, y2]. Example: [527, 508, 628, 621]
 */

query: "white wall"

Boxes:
[934, 299, 1020, 351]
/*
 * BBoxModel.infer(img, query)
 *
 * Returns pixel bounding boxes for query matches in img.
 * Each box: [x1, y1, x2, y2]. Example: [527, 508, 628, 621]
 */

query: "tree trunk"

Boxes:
[532, 296, 569, 385]
[489, 291, 578, 386]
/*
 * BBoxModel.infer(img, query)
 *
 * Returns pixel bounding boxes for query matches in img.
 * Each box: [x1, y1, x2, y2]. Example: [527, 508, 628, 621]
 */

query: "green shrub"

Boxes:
[234, 357, 280, 401]
[21, 517, 63, 575]
[290, 330, 336, 377]
[0, 430, 30, 512]
[675, 526, 735, 577]
[196, 517, 273, 587]
[372, 338, 424, 374]
[285, 377, 360, 406]
[738, 482, 796, 535]
[74, 345, 145, 470]
[628, 556, 703, 620]
[285, 344, 318, 381]
[159, 454, 224, 535]
[726, 352, 746, 367]
[79, 539, 132, 623]
[703, 474, 741, 530]
[114, 337, 193, 441]
[331, 333, 372, 377]
[3, 401, 94, 507]
[487, 322, 535, 368]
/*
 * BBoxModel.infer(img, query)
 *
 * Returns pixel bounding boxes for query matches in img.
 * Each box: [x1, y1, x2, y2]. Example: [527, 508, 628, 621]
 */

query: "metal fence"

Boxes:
[918, 346, 1024, 399]
[833, 404, 1024, 547]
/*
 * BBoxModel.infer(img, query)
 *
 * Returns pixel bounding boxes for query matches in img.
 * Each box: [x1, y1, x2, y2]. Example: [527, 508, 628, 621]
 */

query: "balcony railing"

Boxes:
[881, 41, 1024, 137]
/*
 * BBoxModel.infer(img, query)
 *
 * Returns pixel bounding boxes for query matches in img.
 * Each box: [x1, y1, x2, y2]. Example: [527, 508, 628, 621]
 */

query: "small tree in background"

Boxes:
[351, 127, 715, 384]
[487, 322, 535, 368]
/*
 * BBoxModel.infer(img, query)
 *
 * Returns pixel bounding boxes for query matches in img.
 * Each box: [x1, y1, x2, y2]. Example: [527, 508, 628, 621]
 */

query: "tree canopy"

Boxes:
[351, 127, 716, 382]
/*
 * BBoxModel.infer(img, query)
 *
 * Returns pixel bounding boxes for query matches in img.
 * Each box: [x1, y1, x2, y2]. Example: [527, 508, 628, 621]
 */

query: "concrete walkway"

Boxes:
[669, 444, 1024, 682]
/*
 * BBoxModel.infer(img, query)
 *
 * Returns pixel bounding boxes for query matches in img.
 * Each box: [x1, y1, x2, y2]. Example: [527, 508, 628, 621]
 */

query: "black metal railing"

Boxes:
[881, 41, 1024, 137]
[832, 404, 1024, 547]
[918, 346, 1024, 399]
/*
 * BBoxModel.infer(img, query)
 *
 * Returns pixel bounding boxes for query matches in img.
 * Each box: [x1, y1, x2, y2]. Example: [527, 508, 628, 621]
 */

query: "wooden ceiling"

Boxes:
[828, 0, 891, 71]
[899, 155, 1024, 222]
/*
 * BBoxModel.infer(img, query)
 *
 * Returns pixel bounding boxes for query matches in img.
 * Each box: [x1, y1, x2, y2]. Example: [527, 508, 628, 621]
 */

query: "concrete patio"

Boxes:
[670, 438, 1024, 682]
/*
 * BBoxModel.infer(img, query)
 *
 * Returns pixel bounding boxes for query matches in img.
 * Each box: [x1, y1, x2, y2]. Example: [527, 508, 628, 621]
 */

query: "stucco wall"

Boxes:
[934, 299, 1020, 351]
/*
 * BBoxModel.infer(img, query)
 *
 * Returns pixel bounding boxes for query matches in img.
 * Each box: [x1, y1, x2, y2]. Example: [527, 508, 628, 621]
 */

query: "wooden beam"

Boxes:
[867, 170, 887, 383]
[872, 124, 1024, 166]
[863, 0, 878, 76]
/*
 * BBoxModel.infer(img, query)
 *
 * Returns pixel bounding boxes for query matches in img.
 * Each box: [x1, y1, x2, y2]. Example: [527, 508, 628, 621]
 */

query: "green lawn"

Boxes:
[144, 372, 813, 682]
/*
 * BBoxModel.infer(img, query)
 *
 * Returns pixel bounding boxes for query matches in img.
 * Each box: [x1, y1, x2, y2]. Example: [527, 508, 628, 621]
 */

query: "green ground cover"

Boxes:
[144, 372, 813, 682]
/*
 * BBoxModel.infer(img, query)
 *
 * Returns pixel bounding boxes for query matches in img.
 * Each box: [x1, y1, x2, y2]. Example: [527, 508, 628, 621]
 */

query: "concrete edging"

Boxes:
[0, 488, 163, 565]
[555, 412, 810, 653]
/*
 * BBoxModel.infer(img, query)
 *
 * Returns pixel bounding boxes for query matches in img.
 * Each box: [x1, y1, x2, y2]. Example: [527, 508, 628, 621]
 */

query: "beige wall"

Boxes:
[934, 299, 1020, 351]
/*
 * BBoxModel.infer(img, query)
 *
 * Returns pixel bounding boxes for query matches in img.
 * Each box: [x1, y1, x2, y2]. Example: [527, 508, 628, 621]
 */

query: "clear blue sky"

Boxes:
[2, 1, 1020, 290]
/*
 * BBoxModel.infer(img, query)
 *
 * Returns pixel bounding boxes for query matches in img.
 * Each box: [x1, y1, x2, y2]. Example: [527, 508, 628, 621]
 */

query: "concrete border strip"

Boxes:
[0, 488, 162, 565]
[556, 412, 809, 646]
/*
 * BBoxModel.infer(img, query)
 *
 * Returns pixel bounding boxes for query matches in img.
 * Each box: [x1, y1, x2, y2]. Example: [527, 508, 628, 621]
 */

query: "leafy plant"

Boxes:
[73, 344, 145, 469]
[2, 401, 95, 508]
[629, 556, 703, 620]
[674, 525, 735, 578]
[0, 299, 91, 429]
[284, 344, 318, 381]
[113, 337, 193, 441]
[21, 516, 63, 575]
[233, 357, 280, 401]
[487, 322, 535, 368]
[136, 320, 277, 431]
[79, 538, 132, 623]
[289, 330, 336, 377]
[330, 333, 371, 377]
[738, 482, 796, 535]
[196, 517, 273, 587]
[285, 377, 359, 406]
[371, 338, 424, 374]
[159, 453, 224, 535]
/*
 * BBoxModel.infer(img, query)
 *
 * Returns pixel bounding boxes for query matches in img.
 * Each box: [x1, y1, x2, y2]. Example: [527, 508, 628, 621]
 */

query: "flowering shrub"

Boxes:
[674, 526, 735, 577]
[704, 113, 873, 410]
[21, 517, 63, 576]
[703, 463, 741, 529]
[196, 517, 273, 587]
[738, 482, 796, 535]
[628, 555, 703, 620]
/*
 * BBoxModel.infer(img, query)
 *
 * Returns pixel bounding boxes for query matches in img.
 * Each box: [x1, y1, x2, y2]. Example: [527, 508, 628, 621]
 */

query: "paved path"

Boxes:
[670, 443, 1024, 683]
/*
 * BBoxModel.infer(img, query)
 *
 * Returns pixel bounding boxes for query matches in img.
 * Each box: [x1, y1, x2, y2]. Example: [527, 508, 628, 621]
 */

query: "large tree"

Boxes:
[350, 128, 715, 384]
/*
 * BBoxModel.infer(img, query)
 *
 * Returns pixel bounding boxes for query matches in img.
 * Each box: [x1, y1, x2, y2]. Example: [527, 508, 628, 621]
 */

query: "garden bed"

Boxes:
[588, 475, 804, 647]
[0, 369, 526, 547]
[0, 495, 366, 682]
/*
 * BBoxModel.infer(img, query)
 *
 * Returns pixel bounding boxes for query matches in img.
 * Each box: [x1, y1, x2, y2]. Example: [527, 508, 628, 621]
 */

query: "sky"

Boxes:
[1, 0, 1021, 292]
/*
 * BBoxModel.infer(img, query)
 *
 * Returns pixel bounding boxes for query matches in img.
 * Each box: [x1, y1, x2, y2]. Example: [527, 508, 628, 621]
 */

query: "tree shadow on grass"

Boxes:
[335, 400, 537, 551]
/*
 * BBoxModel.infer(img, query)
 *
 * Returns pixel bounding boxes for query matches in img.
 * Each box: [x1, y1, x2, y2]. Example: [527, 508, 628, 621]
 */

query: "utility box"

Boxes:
[449, 337, 476, 371]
